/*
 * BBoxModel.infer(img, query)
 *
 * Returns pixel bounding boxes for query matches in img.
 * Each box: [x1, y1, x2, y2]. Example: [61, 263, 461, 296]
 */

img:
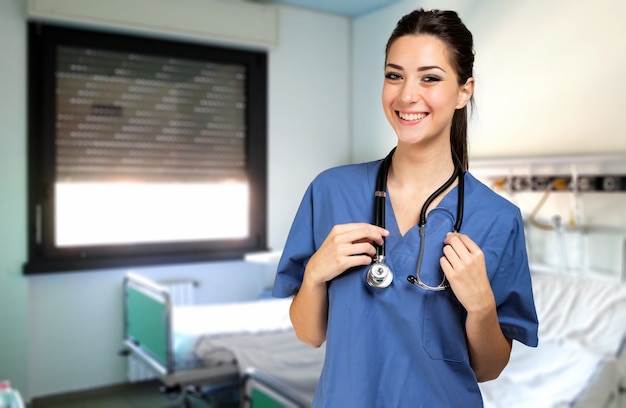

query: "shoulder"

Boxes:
[291, 160, 381, 222]
[308, 160, 379, 194]
[313, 161, 377, 184]
[462, 172, 525, 243]
[464, 172, 521, 217]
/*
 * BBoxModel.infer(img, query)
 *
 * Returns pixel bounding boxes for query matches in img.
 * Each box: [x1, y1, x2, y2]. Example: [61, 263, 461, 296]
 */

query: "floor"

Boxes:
[30, 380, 241, 408]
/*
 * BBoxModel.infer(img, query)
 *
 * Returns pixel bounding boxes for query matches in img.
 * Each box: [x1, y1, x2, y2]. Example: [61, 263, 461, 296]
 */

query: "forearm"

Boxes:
[289, 272, 329, 348]
[465, 302, 512, 382]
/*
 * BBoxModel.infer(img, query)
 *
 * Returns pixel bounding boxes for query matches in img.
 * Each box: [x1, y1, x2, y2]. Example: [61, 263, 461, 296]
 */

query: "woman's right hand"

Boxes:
[304, 223, 390, 285]
[291, 223, 388, 347]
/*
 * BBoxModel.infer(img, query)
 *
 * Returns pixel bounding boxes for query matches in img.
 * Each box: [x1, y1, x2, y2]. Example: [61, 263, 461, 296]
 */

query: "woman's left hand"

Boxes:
[440, 232, 493, 313]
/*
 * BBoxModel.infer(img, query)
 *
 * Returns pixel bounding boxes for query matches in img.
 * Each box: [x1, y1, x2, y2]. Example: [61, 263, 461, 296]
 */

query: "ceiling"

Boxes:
[253, 0, 401, 18]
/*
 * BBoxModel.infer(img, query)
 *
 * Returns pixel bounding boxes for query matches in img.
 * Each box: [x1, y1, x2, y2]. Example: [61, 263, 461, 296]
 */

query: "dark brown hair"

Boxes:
[385, 9, 474, 170]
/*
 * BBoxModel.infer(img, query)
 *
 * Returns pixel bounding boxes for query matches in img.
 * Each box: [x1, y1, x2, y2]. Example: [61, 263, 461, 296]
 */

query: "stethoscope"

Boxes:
[366, 148, 465, 290]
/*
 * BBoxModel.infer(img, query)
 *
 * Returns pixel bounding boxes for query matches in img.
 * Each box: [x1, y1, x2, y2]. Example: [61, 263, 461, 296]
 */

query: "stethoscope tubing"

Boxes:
[367, 148, 465, 290]
[374, 148, 393, 259]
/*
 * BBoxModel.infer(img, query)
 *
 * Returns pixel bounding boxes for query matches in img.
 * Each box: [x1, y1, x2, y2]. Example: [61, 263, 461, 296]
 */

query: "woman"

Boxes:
[272, 8, 538, 407]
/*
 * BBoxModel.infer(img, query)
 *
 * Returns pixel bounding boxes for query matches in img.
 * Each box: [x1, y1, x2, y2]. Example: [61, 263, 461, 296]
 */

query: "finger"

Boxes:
[442, 243, 462, 269]
[442, 234, 472, 265]
[334, 222, 389, 236]
[349, 241, 378, 258]
[456, 234, 482, 255]
[442, 234, 474, 269]
[351, 254, 378, 267]
[439, 255, 453, 274]
[445, 232, 480, 254]
[339, 224, 389, 247]
[325, 234, 379, 263]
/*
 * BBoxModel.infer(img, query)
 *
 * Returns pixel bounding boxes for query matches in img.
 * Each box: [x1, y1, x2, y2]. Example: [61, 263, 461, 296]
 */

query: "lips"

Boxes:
[398, 111, 428, 121]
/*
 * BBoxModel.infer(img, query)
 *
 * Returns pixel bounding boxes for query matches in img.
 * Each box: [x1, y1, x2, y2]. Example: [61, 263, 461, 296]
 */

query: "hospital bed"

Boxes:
[120, 272, 323, 406]
[122, 269, 626, 407]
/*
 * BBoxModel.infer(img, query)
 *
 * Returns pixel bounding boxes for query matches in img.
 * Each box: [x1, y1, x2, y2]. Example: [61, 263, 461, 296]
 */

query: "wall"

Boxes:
[0, 0, 29, 401]
[267, 6, 351, 251]
[0, 0, 351, 401]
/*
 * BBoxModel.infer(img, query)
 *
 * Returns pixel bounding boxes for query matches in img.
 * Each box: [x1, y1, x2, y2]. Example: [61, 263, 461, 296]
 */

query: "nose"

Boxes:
[398, 79, 420, 104]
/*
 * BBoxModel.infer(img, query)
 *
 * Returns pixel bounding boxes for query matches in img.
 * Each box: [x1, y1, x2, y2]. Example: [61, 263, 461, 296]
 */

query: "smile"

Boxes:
[398, 112, 428, 121]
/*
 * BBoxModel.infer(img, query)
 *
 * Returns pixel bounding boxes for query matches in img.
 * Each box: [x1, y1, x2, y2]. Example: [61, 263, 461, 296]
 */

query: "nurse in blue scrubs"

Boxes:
[273, 8, 538, 407]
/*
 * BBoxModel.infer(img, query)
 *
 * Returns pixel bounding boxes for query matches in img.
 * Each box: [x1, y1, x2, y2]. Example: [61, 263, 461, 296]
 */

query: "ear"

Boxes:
[456, 77, 474, 109]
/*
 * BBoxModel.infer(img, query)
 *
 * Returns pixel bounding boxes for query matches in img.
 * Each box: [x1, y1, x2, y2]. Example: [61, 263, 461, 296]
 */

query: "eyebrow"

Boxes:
[385, 63, 446, 73]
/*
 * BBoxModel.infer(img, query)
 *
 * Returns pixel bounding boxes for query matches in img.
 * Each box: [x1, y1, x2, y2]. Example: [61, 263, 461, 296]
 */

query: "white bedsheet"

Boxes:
[173, 297, 294, 338]
[171, 297, 294, 368]
[481, 273, 626, 408]
[532, 273, 626, 357]
[480, 340, 620, 408]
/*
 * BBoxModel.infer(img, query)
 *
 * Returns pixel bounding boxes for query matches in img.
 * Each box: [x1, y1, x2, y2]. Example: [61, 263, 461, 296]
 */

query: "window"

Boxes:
[25, 23, 268, 274]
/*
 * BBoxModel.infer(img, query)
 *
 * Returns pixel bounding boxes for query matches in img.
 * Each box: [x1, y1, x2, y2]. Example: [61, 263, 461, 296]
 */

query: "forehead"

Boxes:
[386, 34, 453, 69]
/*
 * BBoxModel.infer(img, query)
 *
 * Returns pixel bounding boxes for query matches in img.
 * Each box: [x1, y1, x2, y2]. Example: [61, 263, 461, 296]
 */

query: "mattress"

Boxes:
[480, 272, 626, 408]
[531, 273, 626, 358]
[196, 329, 325, 402]
[480, 340, 621, 408]
[173, 297, 323, 402]
[171, 297, 296, 370]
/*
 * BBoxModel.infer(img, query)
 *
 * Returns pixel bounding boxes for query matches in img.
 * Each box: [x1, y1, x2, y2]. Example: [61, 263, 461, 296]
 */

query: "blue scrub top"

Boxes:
[273, 159, 539, 408]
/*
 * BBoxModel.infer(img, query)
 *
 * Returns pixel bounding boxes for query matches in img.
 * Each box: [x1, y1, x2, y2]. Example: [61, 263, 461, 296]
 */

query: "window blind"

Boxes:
[55, 46, 247, 183]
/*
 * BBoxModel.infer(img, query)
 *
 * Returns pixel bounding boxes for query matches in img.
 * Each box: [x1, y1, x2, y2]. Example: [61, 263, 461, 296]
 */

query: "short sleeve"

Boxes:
[492, 212, 539, 347]
[272, 184, 315, 298]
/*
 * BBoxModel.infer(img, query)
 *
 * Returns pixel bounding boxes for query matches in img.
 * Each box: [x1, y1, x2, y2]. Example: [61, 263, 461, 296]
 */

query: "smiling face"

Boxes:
[382, 34, 473, 151]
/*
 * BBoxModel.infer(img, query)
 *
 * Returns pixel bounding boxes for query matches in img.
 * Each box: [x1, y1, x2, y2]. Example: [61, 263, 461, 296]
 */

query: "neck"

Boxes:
[388, 144, 455, 192]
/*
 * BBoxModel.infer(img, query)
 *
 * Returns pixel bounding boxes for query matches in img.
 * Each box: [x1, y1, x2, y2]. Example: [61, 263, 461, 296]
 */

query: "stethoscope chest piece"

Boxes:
[366, 257, 393, 288]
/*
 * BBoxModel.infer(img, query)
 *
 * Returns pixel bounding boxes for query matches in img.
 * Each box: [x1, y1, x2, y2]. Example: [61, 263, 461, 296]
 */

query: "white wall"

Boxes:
[0, 0, 29, 401]
[0, 0, 351, 401]
[351, 0, 626, 161]
[267, 7, 351, 251]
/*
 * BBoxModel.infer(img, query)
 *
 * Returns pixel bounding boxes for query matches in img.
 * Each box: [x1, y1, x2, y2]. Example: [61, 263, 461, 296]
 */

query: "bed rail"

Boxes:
[242, 368, 311, 408]
[120, 272, 240, 391]
[122, 273, 174, 375]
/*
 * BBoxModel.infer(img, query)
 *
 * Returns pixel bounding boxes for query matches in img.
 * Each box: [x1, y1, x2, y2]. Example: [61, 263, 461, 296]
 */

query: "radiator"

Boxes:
[127, 279, 198, 383]
[128, 354, 158, 383]
[165, 279, 199, 306]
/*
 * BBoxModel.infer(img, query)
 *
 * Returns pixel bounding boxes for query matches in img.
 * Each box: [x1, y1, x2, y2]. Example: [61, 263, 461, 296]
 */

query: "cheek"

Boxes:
[381, 86, 395, 107]
[381, 88, 398, 121]
[427, 88, 459, 112]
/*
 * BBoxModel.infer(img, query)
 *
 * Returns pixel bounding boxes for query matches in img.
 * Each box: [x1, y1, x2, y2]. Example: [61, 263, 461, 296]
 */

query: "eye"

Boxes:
[422, 75, 442, 83]
[385, 72, 402, 81]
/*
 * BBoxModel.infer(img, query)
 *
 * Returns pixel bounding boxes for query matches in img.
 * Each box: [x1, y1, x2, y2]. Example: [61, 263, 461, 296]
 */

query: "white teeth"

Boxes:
[399, 112, 427, 121]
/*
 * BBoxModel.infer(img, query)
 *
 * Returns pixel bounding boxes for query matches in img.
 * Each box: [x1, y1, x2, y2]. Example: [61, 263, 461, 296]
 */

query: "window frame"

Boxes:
[25, 22, 268, 274]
